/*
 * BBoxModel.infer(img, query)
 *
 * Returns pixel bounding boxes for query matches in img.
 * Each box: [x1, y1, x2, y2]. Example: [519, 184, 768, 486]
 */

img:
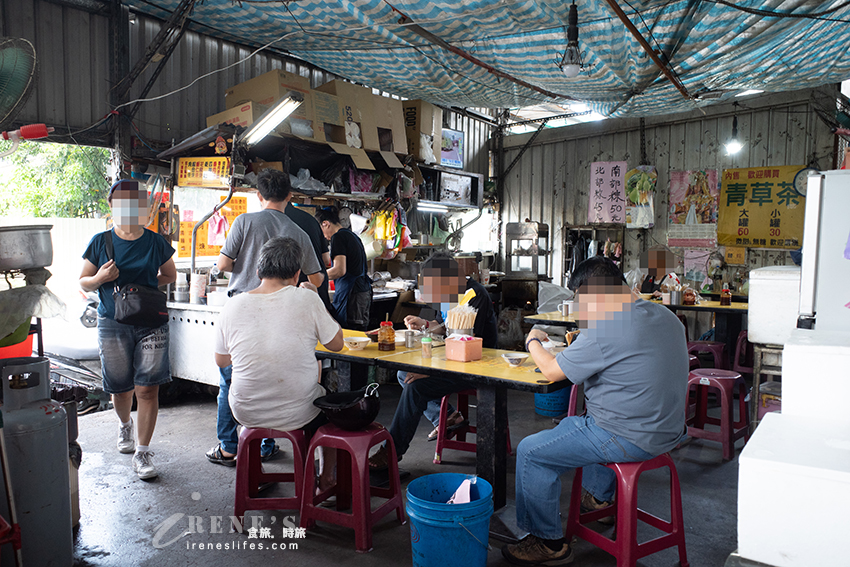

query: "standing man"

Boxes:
[205, 169, 323, 467]
[285, 201, 332, 313]
[369, 253, 498, 469]
[315, 207, 371, 330]
[502, 257, 688, 566]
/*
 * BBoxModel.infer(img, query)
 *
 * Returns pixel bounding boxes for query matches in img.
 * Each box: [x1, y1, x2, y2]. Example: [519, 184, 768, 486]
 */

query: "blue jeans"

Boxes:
[388, 375, 474, 458]
[217, 365, 275, 456]
[515, 414, 657, 540]
[396, 371, 456, 427]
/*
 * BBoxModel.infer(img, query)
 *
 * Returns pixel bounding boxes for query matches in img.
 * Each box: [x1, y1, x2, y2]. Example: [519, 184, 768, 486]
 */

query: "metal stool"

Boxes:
[565, 453, 689, 567]
[686, 369, 749, 460]
[433, 389, 512, 464]
[300, 423, 406, 553]
[234, 427, 308, 521]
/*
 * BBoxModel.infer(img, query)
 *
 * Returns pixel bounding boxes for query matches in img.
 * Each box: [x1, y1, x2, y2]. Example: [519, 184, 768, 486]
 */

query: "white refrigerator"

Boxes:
[797, 169, 850, 331]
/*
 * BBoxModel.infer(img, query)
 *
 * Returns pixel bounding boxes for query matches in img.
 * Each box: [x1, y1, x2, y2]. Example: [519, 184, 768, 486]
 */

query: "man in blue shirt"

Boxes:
[503, 257, 688, 566]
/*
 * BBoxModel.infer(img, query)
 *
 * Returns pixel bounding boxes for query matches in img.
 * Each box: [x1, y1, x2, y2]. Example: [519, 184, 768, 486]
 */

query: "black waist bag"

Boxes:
[105, 230, 169, 328]
[113, 284, 169, 328]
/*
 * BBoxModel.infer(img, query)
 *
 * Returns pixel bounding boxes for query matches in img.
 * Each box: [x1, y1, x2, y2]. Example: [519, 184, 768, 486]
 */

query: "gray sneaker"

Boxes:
[118, 420, 135, 454]
[133, 451, 158, 480]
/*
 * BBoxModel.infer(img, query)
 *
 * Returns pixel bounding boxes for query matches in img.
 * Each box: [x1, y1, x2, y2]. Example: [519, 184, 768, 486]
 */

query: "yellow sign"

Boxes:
[717, 166, 805, 249]
[176, 196, 248, 258]
[724, 246, 747, 265]
[177, 157, 231, 188]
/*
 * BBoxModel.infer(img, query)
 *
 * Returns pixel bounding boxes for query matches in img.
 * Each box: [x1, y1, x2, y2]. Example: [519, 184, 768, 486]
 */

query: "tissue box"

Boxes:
[445, 337, 483, 362]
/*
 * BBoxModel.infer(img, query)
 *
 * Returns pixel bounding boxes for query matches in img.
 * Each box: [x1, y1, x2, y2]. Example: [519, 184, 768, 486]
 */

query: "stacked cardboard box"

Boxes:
[402, 100, 442, 163]
[315, 80, 380, 151]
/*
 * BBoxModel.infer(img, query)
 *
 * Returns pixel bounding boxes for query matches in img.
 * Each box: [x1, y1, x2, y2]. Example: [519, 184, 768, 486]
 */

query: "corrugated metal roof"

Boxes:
[132, 0, 850, 117]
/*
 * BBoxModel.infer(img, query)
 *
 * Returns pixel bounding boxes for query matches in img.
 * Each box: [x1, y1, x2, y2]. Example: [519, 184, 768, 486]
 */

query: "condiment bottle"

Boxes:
[421, 336, 432, 359]
[378, 321, 396, 351]
[720, 283, 732, 306]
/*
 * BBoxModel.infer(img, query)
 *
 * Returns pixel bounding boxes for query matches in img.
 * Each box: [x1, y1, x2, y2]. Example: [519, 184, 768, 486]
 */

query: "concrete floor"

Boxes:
[73, 381, 742, 567]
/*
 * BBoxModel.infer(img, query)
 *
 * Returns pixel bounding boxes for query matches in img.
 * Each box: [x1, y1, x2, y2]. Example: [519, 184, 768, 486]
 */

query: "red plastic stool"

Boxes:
[234, 427, 308, 521]
[300, 423, 406, 552]
[686, 369, 749, 461]
[433, 389, 512, 464]
[688, 355, 701, 371]
[687, 340, 728, 369]
[565, 453, 689, 567]
[676, 314, 690, 343]
[731, 330, 753, 378]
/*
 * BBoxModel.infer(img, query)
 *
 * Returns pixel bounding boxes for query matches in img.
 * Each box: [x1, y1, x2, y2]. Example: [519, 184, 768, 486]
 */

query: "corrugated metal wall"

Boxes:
[2, 1, 493, 176]
[499, 88, 838, 286]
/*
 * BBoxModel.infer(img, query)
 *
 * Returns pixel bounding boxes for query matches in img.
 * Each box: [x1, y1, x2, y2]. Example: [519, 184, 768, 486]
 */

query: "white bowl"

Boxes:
[344, 337, 371, 351]
[502, 353, 530, 367]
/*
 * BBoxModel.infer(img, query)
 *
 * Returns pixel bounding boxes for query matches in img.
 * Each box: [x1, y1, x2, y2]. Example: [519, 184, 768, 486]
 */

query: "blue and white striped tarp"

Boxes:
[134, 0, 850, 118]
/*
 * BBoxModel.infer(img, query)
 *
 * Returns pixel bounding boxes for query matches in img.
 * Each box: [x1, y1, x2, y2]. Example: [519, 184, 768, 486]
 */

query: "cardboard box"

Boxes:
[206, 101, 267, 130]
[315, 80, 380, 151]
[311, 89, 345, 144]
[402, 100, 442, 163]
[372, 95, 407, 153]
[445, 337, 483, 362]
[224, 70, 315, 138]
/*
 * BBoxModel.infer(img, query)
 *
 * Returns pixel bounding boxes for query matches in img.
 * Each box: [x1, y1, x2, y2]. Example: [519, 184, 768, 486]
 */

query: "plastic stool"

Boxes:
[689, 355, 700, 371]
[731, 330, 753, 377]
[300, 423, 406, 552]
[234, 427, 308, 521]
[565, 453, 689, 567]
[434, 389, 512, 464]
[676, 314, 690, 343]
[686, 369, 749, 461]
[687, 341, 728, 369]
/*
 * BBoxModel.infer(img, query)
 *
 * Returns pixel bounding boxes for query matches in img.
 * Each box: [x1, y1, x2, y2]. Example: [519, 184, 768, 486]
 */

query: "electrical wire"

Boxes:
[705, 0, 850, 23]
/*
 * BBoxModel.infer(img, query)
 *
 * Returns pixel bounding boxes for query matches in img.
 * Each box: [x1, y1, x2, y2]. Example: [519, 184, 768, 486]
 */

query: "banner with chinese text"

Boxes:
[587, 161, 626, 224]
[717, 166, 806, 249]
[667, 170, 718, 247]
[177, 157, 231, 188]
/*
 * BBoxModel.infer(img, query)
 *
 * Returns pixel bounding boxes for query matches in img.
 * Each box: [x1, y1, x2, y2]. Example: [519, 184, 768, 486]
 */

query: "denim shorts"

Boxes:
[97, 316, 172, 394]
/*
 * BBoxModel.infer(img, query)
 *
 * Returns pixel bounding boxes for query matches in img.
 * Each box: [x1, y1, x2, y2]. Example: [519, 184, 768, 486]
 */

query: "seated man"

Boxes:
[214, 237, 343, 489]
[503, 256, 688, 566]
[370, 253, 497, 469]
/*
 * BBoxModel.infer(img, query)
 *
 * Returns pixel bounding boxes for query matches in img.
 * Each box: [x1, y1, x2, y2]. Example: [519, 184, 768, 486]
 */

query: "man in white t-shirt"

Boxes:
[214, 237, 343, 490]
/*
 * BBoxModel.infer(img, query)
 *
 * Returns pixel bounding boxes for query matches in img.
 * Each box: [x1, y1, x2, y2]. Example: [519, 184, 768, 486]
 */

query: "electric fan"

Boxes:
[0, 37, 52, 157]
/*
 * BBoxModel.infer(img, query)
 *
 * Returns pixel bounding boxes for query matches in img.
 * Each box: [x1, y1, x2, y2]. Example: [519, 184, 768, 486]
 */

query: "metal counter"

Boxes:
[167, 302, 222, 386]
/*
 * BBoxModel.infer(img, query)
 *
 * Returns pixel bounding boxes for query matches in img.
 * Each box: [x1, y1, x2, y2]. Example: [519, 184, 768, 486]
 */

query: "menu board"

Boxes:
[717, 166, 805, 249]
[587, 161, 627, 224]
[177, 157, 231, 188]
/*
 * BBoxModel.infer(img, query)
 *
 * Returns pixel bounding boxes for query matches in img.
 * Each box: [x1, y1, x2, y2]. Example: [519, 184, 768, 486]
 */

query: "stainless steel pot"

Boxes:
[0, 225, 53, 271]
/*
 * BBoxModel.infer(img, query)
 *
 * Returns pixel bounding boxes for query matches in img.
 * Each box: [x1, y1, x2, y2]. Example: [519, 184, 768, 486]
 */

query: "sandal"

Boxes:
[261, 444, 280, 462]
[206, 444, 236, 467]
[427, 411, 468, 441]
[368, 445, 390, 471]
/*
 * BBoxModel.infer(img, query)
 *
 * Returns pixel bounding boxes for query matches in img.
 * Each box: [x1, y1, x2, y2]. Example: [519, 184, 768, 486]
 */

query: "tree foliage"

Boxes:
[0, 140, 111, 218]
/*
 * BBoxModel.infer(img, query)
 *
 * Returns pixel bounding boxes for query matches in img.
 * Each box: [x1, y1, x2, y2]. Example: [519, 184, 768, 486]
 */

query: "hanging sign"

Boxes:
[587, 161, 627, 224]
[625, 166, 657, 229]
[717, 166, 806, 249]
[177, 157, 231, 188]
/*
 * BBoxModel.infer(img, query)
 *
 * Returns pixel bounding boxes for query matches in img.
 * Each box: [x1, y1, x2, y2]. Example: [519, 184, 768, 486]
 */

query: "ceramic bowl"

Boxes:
[343, 337, 371, 351]
[502, 353, 530, 367]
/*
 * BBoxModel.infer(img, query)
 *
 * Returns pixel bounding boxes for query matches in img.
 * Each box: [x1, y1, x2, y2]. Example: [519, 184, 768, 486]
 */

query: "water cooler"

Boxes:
[0, 356, 72, 566]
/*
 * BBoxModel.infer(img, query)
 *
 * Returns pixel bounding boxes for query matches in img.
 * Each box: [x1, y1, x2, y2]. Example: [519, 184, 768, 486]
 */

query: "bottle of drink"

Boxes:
[720, 283, 732, 306]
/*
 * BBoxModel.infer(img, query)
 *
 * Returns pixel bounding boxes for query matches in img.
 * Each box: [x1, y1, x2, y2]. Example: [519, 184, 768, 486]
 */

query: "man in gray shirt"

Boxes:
[503, 256, 688, 566]
[206, 168, 324, 466]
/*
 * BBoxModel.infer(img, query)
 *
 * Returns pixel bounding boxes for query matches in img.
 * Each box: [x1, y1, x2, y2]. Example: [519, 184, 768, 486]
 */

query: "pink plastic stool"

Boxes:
[234, 427, 308, 520]
[565, 453, 689, 567]
[686, 369, 749, 461]
[732, 330, 753, 377]
[433, 389, 512, 464]
[688, 354, 701, 371]
[687, 340, 728, 369]
[300, 423, 406, 553]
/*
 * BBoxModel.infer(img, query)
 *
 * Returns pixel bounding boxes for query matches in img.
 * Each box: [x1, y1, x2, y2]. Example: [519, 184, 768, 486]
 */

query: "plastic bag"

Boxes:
[289, 169, 329, 195]
[537, 281, 574, 314]
[0, 285, 66, 339]
[624, 267, 645, 292]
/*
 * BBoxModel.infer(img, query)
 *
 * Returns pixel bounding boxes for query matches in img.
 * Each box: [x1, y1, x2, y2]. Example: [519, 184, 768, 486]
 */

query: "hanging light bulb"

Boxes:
[556, 1, 584, 78]
[725, 115, 743, 155]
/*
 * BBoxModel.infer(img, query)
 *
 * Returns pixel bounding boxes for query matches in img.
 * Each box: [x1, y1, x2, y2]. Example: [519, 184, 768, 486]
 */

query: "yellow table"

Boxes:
[523, 311, 578, 328]
[315, 329, 421, 364]
[378, 347, 569, 512]
[641, 296, 748, 355]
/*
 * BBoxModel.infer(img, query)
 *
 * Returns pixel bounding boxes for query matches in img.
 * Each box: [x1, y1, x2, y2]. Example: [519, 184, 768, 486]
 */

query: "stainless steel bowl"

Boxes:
[0, 225, 53, 271]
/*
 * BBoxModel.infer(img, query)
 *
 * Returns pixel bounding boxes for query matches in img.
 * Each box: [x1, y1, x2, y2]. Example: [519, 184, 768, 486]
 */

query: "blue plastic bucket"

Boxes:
[406, 473, 494, 567]
[534, 386, 571, 416]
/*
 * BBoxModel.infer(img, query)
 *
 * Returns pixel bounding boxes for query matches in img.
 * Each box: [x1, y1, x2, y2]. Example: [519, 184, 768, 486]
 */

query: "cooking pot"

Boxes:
[313, 383, 380, 431]
[0, 225, 53, 271]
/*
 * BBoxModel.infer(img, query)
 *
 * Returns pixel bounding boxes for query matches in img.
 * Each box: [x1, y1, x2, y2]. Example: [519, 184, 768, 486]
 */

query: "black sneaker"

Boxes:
[502, 535, 573, 566]
[580, 489, 615, 526]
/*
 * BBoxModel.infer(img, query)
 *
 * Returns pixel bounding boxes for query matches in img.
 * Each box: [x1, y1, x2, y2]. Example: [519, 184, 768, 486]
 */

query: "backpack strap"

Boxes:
[104, 229, 114, 261]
